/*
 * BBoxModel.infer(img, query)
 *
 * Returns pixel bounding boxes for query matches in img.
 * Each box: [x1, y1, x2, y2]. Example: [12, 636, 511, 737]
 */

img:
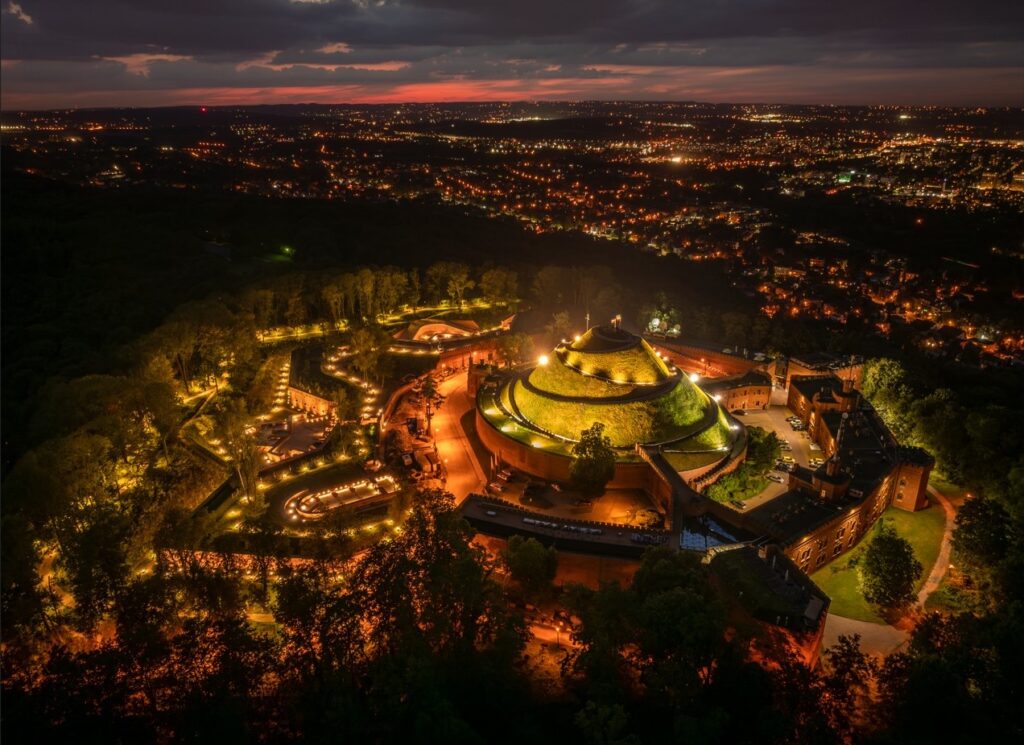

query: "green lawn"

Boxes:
[811, 502, 948, 623]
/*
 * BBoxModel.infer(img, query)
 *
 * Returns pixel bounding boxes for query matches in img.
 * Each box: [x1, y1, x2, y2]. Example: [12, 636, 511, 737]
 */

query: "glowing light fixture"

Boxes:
[689, 372, 700, 383]
[538, 354, 549, 366]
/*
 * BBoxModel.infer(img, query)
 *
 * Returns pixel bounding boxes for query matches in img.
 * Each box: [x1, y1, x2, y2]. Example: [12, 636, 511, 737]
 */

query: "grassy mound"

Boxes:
[527, 354, 645, 399]
[512, 377, 709, 447]
[561, 341, 670, 384]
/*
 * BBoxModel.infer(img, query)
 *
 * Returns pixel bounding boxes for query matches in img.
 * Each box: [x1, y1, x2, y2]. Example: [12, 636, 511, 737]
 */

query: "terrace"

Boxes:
[285, 474, 400, 522]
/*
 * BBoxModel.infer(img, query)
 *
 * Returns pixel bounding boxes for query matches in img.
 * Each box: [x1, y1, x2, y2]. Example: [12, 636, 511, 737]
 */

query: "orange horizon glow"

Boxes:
[3, 65, 1022, 111]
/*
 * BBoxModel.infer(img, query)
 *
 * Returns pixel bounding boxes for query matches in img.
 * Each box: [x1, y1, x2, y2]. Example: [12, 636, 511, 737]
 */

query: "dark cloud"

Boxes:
[2, 0, 1022, 108]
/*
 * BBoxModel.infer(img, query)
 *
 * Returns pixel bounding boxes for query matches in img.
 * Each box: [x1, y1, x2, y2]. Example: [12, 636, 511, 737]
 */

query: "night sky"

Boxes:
[1, 0, 1022, 110]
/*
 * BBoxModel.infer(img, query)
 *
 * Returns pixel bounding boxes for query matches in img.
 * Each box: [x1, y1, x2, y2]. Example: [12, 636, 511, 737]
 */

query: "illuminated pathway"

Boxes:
[432, 374, 487, 504]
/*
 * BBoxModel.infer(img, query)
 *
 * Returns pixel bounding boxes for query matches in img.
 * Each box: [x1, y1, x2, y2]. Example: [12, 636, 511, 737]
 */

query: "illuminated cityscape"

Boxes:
[2, 2, 1023, 743]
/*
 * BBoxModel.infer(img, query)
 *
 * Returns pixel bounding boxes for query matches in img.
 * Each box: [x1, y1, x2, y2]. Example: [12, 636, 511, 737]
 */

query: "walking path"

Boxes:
[916, 485, 957, 607]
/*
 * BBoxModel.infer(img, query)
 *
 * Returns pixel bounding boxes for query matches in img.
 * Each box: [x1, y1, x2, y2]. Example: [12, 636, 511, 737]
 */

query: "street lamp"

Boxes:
[538, 354, 550, 366]
[689, 372, 700, 383]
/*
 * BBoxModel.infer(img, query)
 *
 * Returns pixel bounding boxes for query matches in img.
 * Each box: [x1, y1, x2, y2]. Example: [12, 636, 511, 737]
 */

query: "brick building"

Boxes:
[702, 369, 773, 412]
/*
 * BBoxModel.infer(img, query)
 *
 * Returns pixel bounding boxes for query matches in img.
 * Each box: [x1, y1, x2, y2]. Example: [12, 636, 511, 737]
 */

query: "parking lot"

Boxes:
[726, 394, 823, 511]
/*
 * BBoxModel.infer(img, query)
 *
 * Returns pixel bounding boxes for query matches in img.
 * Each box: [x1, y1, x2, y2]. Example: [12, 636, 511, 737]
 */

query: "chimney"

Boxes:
[827, 459, 839, 477]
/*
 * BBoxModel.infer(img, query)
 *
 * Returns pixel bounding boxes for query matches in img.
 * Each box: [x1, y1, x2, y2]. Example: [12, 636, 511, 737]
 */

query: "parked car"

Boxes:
[767, 474, 785, 483]
[731, 410, 747, 416]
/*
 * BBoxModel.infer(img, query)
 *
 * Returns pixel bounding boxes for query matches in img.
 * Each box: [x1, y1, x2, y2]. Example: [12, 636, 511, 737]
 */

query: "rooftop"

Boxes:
[711, 546, 829, 630]
[745, 489, 853, 545]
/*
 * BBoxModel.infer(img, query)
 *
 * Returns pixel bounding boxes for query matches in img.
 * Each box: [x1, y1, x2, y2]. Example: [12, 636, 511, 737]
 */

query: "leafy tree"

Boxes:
[876, 612, 1020, 744]
[321, 282, 344, 325]
[0, 512, 50, 643]
[951, 495, 1011, 570]
[61, 503, 133, 628]
[820, 634, 877, 739]
[421, 373, 438, 402]
[721, 311, 750, 348]
[570, 423, 616, 497]
[574, 701, 640, 745]
[502, 535, 558, 599]
[495, 332, 535, 367]
[217, 398, 262, 505]
[243, 517, 284, 603]
[479, 267, 517, 306]
[532, 265, 567, 306]
[406, 268, 422, 310]
[861, 358, 909, 403]
[546, 310, 573, 341]
[331, 386, 357, 422]
[348, 325, 386, 381]
[139, 377, 180, 464]
[446, 265, 475, 308]
[423, 261, 472, 306]
[706, 427, 778, 503]
[355, 267, 376, 318]
[859, 521, 923, 609]
[563, 580, 636, 701]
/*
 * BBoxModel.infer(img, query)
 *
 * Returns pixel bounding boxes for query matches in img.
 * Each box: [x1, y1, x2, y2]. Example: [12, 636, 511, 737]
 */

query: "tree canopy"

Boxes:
[570, 422, 616, 497]
[859, 521, 924, 610]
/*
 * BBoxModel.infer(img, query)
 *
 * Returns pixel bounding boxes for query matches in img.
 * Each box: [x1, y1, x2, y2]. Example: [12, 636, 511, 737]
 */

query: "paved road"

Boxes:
[917, 485, 957, 607]
[433, 374, 487, 504]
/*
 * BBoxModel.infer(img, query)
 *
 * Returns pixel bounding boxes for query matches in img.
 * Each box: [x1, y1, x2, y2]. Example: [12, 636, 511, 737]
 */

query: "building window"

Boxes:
[801, 547, 812, 561]
[816, 553, 827, 567]
[833, 544, 843, 556]
[836, 527, 846, 540]
[896, 492, 904, 502]
[848, 535, 856, 548]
